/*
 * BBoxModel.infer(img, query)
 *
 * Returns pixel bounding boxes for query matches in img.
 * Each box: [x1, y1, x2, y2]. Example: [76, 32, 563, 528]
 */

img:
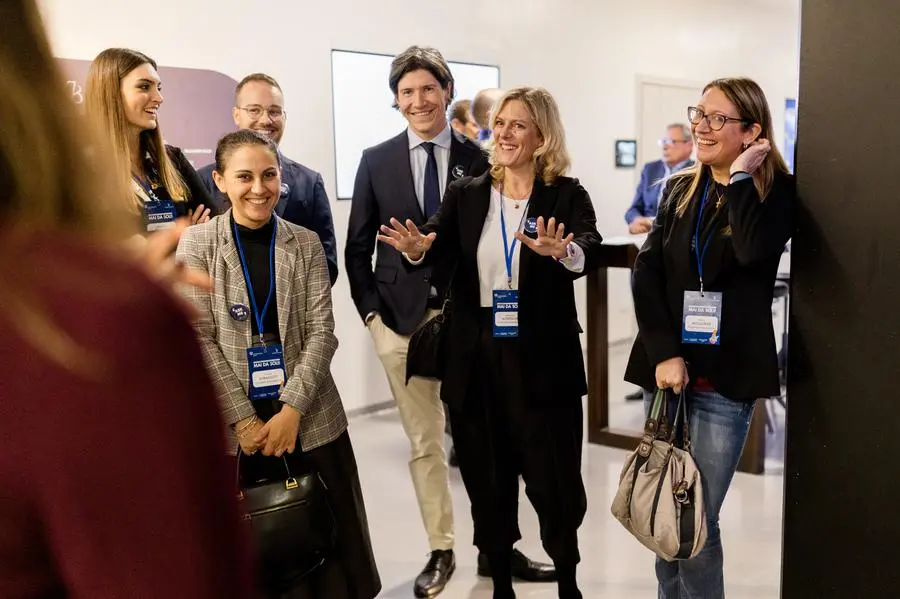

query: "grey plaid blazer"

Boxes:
[176, 211, 347, 453]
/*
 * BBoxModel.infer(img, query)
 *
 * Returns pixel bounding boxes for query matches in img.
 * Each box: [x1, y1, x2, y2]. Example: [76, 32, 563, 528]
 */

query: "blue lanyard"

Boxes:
[499, 184, 529, 288]
[693, 178, 716, 293]
[134, 175, 163, 203]
[232, 219, 278, 339]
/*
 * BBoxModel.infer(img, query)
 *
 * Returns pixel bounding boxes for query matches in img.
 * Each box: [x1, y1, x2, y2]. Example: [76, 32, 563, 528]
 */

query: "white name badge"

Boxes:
[492, 289, 519, 338]
[247, 344, 287, 400]
[681, 291, 723, 345]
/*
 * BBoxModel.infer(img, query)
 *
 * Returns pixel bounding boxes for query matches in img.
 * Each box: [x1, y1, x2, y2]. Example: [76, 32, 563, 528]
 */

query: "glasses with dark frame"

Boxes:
[687, 106, 749, 131]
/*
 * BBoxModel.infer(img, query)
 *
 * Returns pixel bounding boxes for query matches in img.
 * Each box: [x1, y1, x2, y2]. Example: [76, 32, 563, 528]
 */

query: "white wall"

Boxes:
[40, 0, 800, 413]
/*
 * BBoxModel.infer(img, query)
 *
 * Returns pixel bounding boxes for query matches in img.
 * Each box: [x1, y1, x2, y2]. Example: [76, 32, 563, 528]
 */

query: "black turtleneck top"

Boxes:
[232, 215, 280, 342]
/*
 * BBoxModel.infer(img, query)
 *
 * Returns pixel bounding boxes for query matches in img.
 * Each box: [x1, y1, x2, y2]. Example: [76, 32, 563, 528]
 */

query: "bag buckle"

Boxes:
[637, 437, 653, 458]
[673, 481, 689, 504]
[285, 478, 299, 490]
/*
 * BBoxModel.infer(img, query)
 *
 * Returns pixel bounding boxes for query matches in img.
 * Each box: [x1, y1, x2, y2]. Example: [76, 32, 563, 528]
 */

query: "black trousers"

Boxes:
[447, 310, 587, 567]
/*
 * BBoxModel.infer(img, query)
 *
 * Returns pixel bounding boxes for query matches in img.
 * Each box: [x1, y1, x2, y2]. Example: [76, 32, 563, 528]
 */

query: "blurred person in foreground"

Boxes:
[0, 1, 252, 597]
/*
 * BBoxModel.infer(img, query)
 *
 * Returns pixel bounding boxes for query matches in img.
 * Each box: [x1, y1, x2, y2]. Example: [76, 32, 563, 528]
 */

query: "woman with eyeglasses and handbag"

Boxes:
[176, 129, 380, 599]
[85, 48, 214, 233]
[624, 77, 794, 598]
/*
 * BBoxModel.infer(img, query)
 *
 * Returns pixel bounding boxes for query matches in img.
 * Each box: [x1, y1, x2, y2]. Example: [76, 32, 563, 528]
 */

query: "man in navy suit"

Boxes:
[198, 73, 338, 285]
[624, 123, 694, 234]
[345, 45, 552, 597]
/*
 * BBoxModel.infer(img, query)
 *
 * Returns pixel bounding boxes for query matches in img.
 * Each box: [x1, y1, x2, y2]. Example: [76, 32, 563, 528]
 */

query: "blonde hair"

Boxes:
[0, 0, 135, 373]
[85, 48, 187, 210]
[669, 77, 789, 218]
[488, 87, 571, 186]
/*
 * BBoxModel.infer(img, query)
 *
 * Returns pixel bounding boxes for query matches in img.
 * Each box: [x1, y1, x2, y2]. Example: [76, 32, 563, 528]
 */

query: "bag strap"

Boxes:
[668, 390, 692, 449]
[636, 388, 667, 458]
[236, 449, 298, 489]
[235, 429, 314, 490]
[440, 259, 459, 313]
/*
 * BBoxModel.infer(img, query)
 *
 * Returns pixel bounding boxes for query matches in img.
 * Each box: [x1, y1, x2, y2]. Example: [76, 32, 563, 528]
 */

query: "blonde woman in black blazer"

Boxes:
[379, 87, 603, 599]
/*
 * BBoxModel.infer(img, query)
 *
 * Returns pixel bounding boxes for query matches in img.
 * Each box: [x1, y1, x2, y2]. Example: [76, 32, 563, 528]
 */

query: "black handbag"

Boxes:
[405, 270, 454, 384]
[237, 448, 337, 593]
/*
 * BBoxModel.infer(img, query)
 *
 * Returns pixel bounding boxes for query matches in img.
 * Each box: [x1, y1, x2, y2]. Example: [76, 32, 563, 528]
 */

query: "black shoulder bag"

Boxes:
[237, 446, 337, 593]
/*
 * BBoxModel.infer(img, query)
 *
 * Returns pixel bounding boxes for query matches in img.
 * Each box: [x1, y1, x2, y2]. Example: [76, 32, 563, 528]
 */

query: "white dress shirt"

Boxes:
[476, 187, 585, 306]
[408, 125, 452, 214]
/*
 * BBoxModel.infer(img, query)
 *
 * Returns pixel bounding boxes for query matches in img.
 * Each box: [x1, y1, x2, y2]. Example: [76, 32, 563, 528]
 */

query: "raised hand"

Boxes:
[377, 217, 437, 261]
[188, 204, 211, 225]
[730, 138, 771, 176]
[514, 216, 574, 259]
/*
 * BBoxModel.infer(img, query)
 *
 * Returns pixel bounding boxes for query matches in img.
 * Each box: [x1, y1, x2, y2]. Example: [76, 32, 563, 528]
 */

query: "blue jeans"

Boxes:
[642, 389, 756, 599]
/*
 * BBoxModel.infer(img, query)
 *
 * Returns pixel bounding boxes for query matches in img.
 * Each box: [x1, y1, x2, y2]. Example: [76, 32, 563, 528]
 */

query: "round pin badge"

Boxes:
[230, 304, 250, 322]
[451, 165, 464, 179]
[524, 217, 538, 234]
[280, 182, 290, 197]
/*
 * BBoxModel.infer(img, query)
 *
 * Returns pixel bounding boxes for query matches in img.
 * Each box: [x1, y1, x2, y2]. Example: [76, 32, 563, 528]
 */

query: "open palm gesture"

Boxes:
[514, 216, 574, 259]
[377, 217, 437, 260]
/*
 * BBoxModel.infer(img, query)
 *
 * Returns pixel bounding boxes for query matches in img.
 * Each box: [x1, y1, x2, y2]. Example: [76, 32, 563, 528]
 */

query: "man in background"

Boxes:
[471, 87, 504, 146]
[624, 123, 694, 234]
[198, 73, 339, 285]
[449, 98, 479, 141]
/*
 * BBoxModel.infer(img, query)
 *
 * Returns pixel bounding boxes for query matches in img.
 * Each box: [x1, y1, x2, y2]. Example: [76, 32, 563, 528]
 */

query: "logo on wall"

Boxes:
[56, 58, 238, 169]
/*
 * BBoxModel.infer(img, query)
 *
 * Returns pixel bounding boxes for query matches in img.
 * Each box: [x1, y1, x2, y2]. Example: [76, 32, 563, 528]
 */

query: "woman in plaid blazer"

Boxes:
[176, 130, 380, 599]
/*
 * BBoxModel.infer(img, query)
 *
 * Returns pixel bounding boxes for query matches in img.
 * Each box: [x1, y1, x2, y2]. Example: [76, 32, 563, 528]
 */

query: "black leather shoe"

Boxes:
[477, 548, 557, 582]
[414, 549, 455, 597]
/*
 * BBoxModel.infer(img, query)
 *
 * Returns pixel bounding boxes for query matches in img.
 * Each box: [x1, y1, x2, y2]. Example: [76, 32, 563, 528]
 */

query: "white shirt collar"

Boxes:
[408, 123, 453, 150]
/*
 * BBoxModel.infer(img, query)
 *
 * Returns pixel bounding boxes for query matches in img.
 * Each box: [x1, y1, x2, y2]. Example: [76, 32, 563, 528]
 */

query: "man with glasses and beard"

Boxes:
[198, 73, 338, 285]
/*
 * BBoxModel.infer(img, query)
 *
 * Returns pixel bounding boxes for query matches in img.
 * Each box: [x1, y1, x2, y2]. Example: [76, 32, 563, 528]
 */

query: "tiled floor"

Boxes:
[349, 345, 788, 598]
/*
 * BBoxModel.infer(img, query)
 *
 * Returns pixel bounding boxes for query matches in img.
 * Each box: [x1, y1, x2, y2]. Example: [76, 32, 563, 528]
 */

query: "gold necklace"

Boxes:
[715, 189, 726, 210]
[500, 184, 531, 209]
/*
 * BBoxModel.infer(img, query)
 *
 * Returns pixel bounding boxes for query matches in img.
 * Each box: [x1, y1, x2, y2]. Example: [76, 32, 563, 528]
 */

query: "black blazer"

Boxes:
[165, 145, 216, 217]
[410, 172, 604, 409]
[624, 169, 794, 400]
[345, 129, 489, 335]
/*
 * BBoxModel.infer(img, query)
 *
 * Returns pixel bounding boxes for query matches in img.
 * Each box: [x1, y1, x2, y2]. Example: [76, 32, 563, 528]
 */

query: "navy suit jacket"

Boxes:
[197, 153, 339, 286]
[624, 159, 694, 224]
[345, 129, 490, 335]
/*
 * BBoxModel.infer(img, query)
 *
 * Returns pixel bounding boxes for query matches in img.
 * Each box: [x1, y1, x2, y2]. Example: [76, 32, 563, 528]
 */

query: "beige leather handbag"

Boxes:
[611, 388, 708, 561]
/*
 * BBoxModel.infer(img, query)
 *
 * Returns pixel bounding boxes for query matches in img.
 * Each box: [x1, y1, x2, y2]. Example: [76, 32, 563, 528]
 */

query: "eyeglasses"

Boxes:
[238, 105, 286, 120]
[687, 106, 749, 131]
[658, 138, 690, 147]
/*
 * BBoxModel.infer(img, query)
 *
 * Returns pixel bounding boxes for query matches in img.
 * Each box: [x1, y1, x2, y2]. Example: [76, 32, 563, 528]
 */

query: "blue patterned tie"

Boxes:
[422, 142, 440, 218]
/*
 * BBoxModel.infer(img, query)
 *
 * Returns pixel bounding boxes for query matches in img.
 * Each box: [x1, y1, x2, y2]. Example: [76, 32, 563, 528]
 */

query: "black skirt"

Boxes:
[234, 430, 381, 599]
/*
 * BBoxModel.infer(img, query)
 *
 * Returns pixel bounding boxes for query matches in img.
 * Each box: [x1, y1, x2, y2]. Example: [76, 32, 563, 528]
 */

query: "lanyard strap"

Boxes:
[693, 178, 715, 293]
[133, 175, 162, 203]
[499, 184, 529, 288]
[232, 219, 278, 338]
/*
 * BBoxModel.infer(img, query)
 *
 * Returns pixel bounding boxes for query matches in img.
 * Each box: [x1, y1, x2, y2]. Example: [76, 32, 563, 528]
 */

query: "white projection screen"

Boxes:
[331, 49, 500, 200]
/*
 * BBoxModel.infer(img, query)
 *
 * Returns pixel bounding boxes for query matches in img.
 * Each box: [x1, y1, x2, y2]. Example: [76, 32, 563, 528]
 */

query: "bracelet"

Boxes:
[234, 417, 260, 437]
